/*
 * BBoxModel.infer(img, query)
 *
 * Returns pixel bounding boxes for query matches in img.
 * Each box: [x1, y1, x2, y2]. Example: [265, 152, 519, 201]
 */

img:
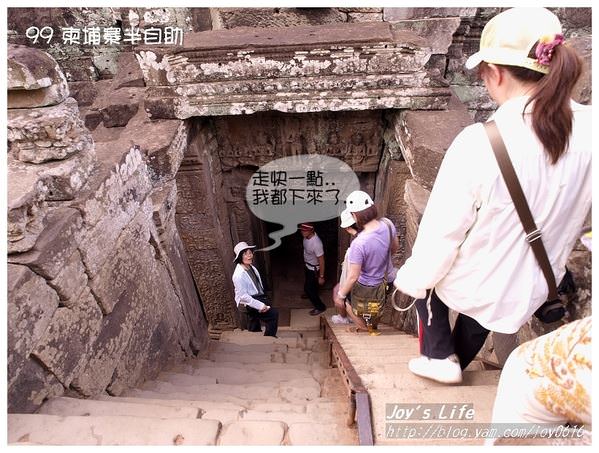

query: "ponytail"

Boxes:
[504, 44, 583, 164]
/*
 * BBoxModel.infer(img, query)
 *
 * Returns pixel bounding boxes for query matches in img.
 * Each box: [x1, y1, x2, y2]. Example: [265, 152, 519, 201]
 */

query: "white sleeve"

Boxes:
[232, 272, 267, 311]
[395, 125, 482, 298]
[314, 236, 324, 257]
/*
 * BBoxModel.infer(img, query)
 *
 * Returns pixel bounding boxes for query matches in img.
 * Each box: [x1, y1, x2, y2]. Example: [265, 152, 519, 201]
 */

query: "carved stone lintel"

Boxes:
[136, 22, 451, 118]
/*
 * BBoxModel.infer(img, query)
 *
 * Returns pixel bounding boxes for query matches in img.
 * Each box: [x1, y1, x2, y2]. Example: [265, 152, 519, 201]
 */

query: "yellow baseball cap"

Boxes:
[465, 7, 562, 75]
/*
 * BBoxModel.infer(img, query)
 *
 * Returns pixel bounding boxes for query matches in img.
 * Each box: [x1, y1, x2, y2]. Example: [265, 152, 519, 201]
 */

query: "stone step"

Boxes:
[360, 369, 501, 390]
[306, 400, 349, 417]
[338, 337, 419, 347]
[287, 422, 357, 445]
[8, 414, 220, 445]
[242, 410, 314, 424]
[124, 389, 251, 406]
[208, 351, 285, 364]
[139, 381, 278, 401]
[187, 359, 310, 372]
[202, 408, 244, 424]
[283, 350, 313, 364]
[136, 378, 322, 403]
[342, 346, 420, 357]
[278, 378, 321, 403]
[37, 396, 200, 419]
[209, 340, 288, 354]
[288, 309, 322, 331]
[219, 330, 302, 348]
[184, 367, 314, 385]
[218, 420, 286, 445]
[352, 354, 413, 365]
[145, 373, 217, 388]
[97, 394, 247, 412]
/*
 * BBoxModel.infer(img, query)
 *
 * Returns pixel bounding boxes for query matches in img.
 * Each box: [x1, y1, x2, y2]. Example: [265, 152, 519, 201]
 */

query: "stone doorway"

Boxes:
[179, 109, 384, 330]
[258, 218, 339, 325]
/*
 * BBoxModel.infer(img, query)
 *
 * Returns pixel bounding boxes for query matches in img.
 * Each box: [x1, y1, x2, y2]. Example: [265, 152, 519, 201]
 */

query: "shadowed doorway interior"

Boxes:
[259, 218, 338, 325]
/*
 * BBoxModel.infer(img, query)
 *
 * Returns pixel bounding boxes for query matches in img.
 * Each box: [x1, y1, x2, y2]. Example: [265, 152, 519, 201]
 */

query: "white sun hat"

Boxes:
[233, 241, 256, 262]
[345, 190, 374, 213]
[465, 7, 562, 75]
[340, 209, 355, 228]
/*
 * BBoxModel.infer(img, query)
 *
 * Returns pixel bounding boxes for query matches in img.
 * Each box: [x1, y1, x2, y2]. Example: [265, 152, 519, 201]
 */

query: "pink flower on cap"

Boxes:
[535, 33, 564, 66]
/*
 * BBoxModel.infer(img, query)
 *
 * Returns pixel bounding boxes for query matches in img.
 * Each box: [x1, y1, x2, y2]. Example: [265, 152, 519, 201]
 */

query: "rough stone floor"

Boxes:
[7, 309, 358, 446]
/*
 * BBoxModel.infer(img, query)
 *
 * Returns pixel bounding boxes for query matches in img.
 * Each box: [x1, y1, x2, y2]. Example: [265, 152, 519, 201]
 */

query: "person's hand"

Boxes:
[260, 305, 270, 313]
[318, 276, 325, 286]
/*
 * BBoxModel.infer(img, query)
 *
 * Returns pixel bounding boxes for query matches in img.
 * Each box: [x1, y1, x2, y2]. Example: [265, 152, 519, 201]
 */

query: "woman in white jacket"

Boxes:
[232, 241, 278, 337]
[393, 7, 591, 384]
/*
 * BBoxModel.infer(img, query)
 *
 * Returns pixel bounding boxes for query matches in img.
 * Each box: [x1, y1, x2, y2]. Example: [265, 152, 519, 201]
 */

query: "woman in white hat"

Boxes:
[336, 191, 399, 332]
[232, 241, 278, 337]
[393, 7, 591, 384]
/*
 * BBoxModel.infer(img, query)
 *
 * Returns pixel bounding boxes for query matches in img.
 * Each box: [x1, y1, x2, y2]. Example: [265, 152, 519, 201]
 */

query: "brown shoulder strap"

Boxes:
[483, 121, 558, 300]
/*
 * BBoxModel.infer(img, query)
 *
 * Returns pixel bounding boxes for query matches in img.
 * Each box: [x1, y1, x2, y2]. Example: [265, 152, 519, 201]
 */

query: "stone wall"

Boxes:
[7, 45, 208, 413]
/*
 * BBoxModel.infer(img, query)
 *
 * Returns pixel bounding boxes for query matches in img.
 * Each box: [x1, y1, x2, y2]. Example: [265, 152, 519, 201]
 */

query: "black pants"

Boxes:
[247, 306, 279, 337]
[415, 290, 489, 370]
[304, 267, 326, 311]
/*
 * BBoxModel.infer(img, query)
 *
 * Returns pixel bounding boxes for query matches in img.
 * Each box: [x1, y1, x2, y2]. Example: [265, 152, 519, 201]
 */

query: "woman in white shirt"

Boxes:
[393, 7, 591, 384]
[232, 241, 278, 337]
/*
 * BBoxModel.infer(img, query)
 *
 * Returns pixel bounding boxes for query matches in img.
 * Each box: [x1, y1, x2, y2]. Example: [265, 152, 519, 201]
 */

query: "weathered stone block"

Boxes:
[136, 22, 450, 118]
[31, 289, 103, 387]
[48, 250, 89, 305]
[8, 98, 93, 164]
[73, 227, 192, 397]
[68, 81, 99, 107]
[7, 264, 60, 389]
[214, 7, 346, 29]
[88, 207, 152, 315]
[404, 179, 430, 249]
[8, 44, 69, 109]
[8, 143, 96, 206]
[395, 96, 473, 190]
[69, 287, 137, 397]
[7, 358, 64, 414]
[111, 52, 146, 89]
[151, 180, 177, 237]
[569, 35, 592, 105]
[100, 103, 139, 128]
[8, 208, 83, 280]
[7, 166, 48, 254]
[384, 7, 477, 21]
[78, 149, 153, 275]
[84, 110, 103, 131]
[391, 17, 461, 54]
[347, 12, 383, 22]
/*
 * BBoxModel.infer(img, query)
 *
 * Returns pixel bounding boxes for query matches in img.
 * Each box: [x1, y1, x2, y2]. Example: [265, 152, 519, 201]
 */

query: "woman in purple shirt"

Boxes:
[335, 191, 399, 332]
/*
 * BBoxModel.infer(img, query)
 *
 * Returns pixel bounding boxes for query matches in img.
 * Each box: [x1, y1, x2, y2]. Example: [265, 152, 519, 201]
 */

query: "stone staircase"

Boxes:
[325, 319, 501, 445]
[8, 313, 358, 446]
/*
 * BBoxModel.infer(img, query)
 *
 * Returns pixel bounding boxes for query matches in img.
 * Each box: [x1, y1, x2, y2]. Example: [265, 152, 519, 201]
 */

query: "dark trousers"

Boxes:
[304, 267, 326, 311]
[415, 290, 489, 370]
[247, 306, 279, 337]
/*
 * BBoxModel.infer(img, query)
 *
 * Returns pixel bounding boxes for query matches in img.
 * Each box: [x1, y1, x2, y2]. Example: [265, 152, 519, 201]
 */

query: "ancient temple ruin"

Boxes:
[7, 7, 592, 430]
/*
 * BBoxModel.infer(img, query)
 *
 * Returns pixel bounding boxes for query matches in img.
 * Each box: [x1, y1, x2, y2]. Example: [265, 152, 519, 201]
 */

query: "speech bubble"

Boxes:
[247, 155, 360, 251]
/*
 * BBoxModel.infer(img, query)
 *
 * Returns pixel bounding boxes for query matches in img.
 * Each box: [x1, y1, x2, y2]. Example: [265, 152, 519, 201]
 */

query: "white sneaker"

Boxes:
[331, 314, 352, 325]
[408, 354, 462, 384]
